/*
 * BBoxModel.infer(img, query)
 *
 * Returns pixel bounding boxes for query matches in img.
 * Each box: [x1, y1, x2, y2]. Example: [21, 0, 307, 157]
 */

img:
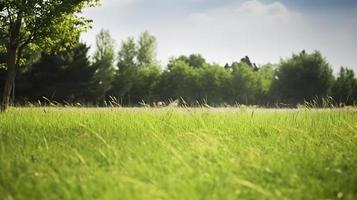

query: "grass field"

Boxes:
[0, 107, 357, 200]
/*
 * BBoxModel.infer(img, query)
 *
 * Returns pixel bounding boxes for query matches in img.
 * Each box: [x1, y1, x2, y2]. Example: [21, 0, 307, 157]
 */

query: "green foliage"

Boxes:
[0, 3, 356, 107]
[137, 31, 158, 68]
[0, 0, 99, 111]
[131, 66, 161, 104]
[240, 56, 258, 71]
[91, 29, 116, 102]
[158, 54, 227, 104]
[177, 54, 207, 69]
[231, 62, 260, 104]
[2, 22, 355, 107]
[158, 58, 199, 102]
[23, 43, 96, 102]
[255, 64, 275, 103]
[110, 37, 137, 102]
[271, 51, 334, 106]
[110, 32, 160, 105]
[1, 108, 357, 199]
[196, 64, 231, 104]
[332, 67, 357, 105]
[0, 0, 99, 55]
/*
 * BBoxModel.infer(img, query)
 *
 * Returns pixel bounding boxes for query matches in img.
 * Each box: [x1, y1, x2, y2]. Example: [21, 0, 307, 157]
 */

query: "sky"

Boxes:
[81, 0, 357, 72]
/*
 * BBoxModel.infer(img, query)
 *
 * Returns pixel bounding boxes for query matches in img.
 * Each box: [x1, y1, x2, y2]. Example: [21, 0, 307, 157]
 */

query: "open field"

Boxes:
[0, 107, 357, 200]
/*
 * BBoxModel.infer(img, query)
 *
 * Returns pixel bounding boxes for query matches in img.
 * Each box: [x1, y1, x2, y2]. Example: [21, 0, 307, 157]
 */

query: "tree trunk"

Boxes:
[1, 47, 17, 112]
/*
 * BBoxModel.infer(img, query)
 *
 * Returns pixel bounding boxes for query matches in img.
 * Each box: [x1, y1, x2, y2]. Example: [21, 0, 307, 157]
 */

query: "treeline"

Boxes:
[1, 30, 357, 107]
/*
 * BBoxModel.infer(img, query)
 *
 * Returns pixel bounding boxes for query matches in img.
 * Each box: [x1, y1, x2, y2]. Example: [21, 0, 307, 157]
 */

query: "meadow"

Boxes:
[0, 107, 356, 200]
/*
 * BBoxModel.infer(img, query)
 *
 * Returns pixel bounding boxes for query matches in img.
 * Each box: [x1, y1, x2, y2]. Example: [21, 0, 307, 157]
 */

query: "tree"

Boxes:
[240, 56, 258, 71]
[111, 32, 160, 105]
[271, 51, 334, 106]
[230, 62, 259, 104]
[26, 42, 95, 103]
[0, 50, 6, 94]
[177, 54, 207, 69]
[332, 67, 357, 105]
[255, 64, 275, 105]
[131, 66, 161, 104]
[158, 58, 198, 103]
[197, 64, 231, 105]
[91, 29, 116, 103]
[137, 31, 158, 68]
[133, 32, 160, 104]
[110, 37, 137, 104]
[0, 0, 99, 111]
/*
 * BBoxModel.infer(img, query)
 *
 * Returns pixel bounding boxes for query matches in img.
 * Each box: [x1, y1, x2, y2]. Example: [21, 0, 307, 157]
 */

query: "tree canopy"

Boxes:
[0, 0, 99, 111]
[1, 27, 356, 107]
[271, 51, 334, 105]
[0, 0, 98, 55]
[91, 29, 116, 102]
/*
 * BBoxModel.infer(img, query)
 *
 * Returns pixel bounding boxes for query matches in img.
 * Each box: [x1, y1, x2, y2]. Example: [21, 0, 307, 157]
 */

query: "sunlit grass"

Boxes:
[0, 107, 357, 199]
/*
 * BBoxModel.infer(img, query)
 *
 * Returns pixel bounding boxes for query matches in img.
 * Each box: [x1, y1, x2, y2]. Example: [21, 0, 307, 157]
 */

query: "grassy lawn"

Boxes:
[0, 107, 356, 200]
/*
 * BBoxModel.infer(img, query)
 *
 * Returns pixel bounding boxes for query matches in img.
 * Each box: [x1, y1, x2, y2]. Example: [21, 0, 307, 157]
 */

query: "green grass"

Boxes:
[0, 107, 357, 200]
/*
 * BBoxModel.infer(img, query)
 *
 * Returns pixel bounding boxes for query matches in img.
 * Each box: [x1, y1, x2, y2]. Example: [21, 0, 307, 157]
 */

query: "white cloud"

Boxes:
[158, 1, 357, 71]
[237, 0, 289, 17]
[163, 1, 303, 66]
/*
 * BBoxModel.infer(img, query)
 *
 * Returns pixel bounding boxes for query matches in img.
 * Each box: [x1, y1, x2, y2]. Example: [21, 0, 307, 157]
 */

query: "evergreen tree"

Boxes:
[110, 37, 137, 105]
[26, 43, 96, 103]
[91, 29, 116, 103]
